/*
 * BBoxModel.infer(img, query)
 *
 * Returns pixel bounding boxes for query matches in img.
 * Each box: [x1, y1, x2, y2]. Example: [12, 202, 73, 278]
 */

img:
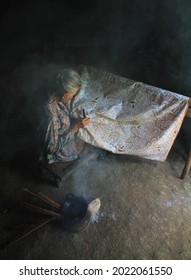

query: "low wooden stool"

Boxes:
[39, 159, 80, 188]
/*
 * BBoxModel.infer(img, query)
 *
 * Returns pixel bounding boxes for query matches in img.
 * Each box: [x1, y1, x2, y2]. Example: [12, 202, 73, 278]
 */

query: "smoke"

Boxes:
[69, 153, 103, 200]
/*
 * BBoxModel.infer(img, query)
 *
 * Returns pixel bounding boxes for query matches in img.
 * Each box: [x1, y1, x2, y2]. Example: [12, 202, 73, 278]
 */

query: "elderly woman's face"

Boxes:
[61, 86, 81, 103]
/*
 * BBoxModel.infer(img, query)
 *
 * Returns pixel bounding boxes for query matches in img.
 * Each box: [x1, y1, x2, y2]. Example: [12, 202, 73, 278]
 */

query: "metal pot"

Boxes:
[61, 193, 88, 220]
[57, 193, 89, 232]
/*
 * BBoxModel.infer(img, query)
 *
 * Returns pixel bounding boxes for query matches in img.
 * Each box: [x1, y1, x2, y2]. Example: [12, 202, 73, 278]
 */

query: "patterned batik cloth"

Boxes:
[45, 99, 78, 164]
[70, 66, 189, 162]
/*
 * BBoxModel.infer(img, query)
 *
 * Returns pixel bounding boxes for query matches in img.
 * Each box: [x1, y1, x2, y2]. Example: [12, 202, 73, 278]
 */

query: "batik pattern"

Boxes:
[71, 66, 189, 161]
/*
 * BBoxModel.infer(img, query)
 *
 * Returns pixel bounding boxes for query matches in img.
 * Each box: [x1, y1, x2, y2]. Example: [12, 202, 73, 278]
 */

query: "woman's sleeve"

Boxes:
[46, 102, 75, 152]
[60, 129, 75, 146]
[45, 103, 59, 154]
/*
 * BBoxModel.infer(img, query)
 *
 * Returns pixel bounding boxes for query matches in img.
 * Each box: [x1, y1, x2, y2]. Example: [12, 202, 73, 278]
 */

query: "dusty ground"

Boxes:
[0, 136, 191, 260]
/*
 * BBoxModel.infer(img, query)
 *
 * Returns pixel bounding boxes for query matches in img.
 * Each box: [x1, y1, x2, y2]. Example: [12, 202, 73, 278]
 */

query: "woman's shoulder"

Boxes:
[42, 99, 56, 120]
[46, 98, 57, 109]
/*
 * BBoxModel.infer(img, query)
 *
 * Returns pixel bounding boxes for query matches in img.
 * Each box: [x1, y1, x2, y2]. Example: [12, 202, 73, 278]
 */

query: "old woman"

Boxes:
[44, 69, 89, 164]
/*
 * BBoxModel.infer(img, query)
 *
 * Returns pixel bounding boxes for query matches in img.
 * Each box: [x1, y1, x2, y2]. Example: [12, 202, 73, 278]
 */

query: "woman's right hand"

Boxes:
[81, 117, 90, 128]
[73, 118, 90, 134]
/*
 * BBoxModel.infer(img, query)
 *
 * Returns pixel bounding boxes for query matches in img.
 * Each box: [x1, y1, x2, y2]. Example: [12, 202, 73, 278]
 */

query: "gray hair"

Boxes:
[50, 69, 81, 99]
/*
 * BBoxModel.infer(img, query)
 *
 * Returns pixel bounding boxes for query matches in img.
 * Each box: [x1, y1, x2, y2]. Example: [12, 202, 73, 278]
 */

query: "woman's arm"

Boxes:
[46, 100, 89, 153]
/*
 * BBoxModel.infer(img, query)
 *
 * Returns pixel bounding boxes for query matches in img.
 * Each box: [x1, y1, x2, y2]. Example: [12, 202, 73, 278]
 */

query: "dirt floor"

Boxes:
[0, 136, 191, 260]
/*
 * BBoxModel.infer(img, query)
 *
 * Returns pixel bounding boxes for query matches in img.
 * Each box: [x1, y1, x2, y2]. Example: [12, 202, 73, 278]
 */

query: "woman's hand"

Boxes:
[72, 118, 90, 134]
[81, 117, 90, 127]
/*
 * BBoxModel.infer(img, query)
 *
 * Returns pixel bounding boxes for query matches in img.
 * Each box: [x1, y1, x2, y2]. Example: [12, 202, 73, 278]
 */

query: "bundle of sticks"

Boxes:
[0, 188, 65, 250]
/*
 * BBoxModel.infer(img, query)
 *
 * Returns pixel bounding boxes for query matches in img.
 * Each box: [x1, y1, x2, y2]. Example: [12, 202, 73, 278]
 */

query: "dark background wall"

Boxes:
[0, 0, 191, 163]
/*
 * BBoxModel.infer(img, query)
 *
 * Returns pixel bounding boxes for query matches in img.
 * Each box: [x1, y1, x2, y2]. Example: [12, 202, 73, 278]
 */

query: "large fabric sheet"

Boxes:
[71, 66, 189, 161]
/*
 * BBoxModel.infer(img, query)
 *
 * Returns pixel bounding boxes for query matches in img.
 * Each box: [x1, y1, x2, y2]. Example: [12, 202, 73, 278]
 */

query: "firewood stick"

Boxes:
[21, 201, 61, 217]
[24, 188, 61, 209]
[11, 218, 55, 245]
[36, 192, 61, 209]
[0, 218, 56, 250]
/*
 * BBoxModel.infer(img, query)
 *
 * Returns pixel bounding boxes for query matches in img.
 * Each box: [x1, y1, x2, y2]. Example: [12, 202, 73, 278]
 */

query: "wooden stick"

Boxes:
[24, 188, 61, 209]
[21, 201, 61, 217]
[0, 218, 56, 250]
[37, 192, 61, 209]
[188, 98, 191, 107]
[180, 148, 191, 179]
[11, 219, 55, 245]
